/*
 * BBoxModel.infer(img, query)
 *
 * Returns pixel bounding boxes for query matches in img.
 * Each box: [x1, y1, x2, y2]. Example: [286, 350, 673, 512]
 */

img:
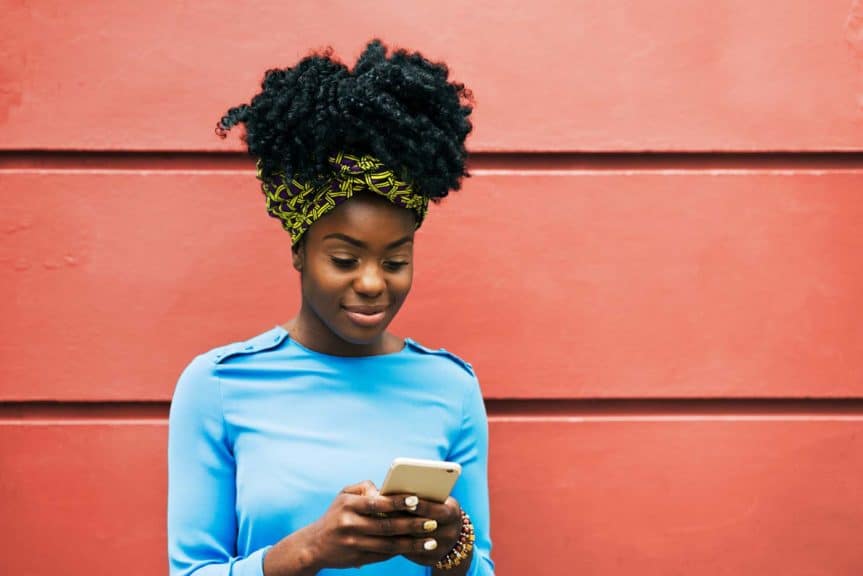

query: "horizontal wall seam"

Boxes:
[4, 151, 863, 171]
[2, 399, 863, 423]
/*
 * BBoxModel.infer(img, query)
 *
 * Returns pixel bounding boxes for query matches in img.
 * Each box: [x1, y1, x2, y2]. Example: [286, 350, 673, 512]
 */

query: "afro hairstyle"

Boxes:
[217, 39, 473, 200]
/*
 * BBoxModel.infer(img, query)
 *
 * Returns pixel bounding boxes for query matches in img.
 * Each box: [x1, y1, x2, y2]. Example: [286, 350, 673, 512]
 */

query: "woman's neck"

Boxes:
[283, 309, 400, 357]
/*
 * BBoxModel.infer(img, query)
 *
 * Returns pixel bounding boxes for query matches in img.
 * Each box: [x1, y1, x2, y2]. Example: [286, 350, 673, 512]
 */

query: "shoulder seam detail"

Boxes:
[405, 340, 475, 376]
[213, 329, 288, 364]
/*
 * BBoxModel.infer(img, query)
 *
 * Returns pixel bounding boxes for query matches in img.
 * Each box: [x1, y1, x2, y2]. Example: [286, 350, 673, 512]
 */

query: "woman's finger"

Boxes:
[340, 479, 378, 496]
[349, 534, 443, 556]
[398, 496, 461, 524]
[348, 493, 403, 516]
[351, 514, 441, 537]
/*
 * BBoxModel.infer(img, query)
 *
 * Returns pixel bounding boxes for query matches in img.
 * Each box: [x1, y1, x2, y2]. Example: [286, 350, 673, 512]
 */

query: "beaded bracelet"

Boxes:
[434, 509, 476, 571]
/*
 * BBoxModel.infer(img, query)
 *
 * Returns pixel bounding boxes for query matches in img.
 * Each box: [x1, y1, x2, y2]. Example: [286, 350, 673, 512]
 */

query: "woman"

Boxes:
[167, 40, 494, 576]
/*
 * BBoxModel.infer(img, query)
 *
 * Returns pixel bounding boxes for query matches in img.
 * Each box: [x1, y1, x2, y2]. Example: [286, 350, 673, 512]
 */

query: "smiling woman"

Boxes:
[289, 194, 418, 356]
[167, 40, 494, 576]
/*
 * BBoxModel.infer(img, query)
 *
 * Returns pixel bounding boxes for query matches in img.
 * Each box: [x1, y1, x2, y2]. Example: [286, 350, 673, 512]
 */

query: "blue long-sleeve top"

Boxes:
[168, 326, 494, 576]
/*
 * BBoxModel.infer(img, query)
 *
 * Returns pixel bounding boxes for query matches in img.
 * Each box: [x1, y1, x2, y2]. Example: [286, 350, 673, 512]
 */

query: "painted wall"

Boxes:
[2, 1, 863, 574]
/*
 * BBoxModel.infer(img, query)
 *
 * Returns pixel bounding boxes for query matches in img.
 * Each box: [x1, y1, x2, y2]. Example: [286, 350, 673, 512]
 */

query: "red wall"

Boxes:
[3, 1, 863, 574]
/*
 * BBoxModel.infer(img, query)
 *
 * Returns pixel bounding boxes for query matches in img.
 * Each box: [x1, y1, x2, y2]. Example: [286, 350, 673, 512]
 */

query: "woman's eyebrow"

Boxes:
[385, 235, 414, 249]
[322, 233, 413, 249]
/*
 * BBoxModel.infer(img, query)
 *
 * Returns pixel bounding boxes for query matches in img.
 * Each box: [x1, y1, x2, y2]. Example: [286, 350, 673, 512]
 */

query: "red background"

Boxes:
[2, 1, 863, 574]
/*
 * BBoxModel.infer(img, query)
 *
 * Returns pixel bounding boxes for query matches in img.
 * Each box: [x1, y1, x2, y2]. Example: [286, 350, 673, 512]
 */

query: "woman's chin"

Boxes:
[336, 326, 388, 346]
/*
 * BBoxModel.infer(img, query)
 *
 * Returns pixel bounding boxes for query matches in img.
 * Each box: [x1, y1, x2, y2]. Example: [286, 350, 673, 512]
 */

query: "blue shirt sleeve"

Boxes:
[168, 354, 271, 576]
[447, 374, 495, 575]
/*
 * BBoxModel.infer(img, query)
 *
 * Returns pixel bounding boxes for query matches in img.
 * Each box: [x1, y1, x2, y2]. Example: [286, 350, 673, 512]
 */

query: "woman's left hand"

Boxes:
[399, 495, 463, 566]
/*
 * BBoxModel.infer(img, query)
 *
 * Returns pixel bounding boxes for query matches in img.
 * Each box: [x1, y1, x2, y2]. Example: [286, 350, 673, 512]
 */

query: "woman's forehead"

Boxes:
[307, 194, 417, 246]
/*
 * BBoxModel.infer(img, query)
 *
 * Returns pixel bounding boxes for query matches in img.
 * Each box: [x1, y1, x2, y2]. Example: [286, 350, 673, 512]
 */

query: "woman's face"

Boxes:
[291, 192, 417, 356]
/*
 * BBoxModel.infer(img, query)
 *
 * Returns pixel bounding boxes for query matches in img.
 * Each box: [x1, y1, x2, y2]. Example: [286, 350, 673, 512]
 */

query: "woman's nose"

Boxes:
[354, 263, 385, 297]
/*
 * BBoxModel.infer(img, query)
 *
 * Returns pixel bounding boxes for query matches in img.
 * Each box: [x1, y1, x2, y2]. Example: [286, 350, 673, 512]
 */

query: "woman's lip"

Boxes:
[343, 308, 387, 328]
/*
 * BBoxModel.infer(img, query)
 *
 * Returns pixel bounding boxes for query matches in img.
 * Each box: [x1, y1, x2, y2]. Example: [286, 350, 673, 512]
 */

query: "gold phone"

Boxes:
[380, 457, 462, 503]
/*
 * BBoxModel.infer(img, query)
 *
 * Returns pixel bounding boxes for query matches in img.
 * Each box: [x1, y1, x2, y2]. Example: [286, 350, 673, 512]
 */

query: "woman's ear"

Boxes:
[291, 242, 304, 272]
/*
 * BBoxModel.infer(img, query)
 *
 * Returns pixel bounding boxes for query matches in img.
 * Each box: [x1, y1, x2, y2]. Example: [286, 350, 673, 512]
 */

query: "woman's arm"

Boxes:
[168, 355, 276, 576]
[170, 355, 337, 576]
[436, 374, 495, 576]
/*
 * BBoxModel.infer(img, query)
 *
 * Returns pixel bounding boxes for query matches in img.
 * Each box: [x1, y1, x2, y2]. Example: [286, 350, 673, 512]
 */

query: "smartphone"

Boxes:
[379, 457, 462, 504]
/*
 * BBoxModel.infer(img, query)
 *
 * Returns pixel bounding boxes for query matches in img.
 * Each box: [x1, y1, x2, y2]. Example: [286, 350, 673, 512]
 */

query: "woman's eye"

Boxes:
[383, 261, 409, 271]
[330, 257, 357, 269]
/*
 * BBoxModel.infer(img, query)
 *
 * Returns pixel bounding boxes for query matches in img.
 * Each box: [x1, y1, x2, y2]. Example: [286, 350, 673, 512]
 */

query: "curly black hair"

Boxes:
[217, 39, 473, 199]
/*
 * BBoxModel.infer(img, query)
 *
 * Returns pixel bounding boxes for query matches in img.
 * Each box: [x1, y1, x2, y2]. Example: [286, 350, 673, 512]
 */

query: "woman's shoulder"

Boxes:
[177, 325, 288, 376]
[207, 326, 289, 365]
[176, 326, 288, 378]
[174, 326, 290, 400]
[403, 338, 476, 379]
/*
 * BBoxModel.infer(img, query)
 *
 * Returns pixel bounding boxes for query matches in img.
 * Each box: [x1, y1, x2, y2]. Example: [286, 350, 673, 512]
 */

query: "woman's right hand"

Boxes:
[263, 480, 441, 576]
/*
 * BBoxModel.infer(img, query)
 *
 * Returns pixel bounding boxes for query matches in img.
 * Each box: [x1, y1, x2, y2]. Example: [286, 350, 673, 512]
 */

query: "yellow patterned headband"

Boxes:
[257, 152, 430, 245]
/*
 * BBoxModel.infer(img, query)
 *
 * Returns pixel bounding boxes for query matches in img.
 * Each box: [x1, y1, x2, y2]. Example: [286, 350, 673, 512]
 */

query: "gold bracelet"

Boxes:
[434, 509, 476, 571]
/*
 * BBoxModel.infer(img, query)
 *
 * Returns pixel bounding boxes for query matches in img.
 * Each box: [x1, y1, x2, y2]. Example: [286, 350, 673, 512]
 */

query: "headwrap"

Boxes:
[257, 152, 430, 245]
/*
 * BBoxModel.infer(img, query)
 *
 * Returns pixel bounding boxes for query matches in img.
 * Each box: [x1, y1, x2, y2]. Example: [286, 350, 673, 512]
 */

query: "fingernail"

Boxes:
[424, 539, 438, 551]
[405, 495, 419, 508]
[423, 520, 438, 532]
